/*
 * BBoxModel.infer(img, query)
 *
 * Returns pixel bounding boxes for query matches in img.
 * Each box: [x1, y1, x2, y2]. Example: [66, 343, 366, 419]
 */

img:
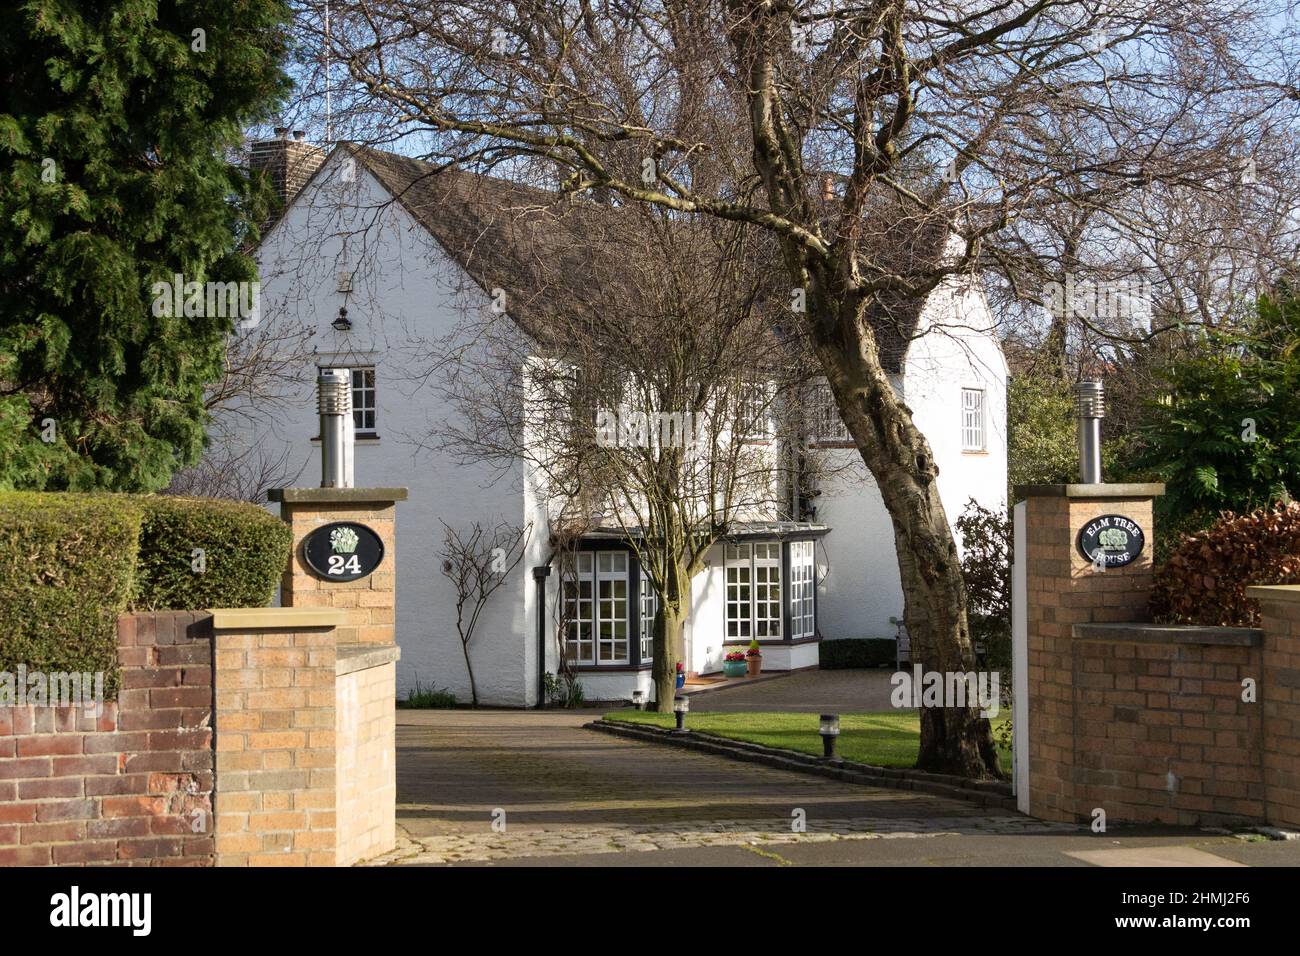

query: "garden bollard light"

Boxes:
[819, 713, 841, 759]
[632, 689, 645, 711]
[672, 695, 690, 733]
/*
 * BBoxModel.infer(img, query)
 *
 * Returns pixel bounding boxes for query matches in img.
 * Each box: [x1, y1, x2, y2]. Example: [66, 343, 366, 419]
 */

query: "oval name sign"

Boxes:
[303, 521, 385, 582]
[1077, 514, 1145, 569]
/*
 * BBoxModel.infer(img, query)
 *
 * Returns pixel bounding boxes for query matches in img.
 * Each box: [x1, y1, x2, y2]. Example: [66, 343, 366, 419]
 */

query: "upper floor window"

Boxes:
[735, 381, 773, 441]
[961, 387, 985, 452]
[351, 367, 376, 434]
[809, 382, 850, 443]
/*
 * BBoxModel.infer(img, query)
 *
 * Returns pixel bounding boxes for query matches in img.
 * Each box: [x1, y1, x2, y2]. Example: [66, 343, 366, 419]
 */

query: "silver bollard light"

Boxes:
[318, 368, 355, 488]
[1074, 380, 1105, 484]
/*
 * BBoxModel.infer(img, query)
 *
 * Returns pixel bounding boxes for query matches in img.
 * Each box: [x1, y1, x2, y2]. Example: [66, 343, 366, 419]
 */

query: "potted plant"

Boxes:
[675, 661, 686, 690]
[722, 650, 747, 678]
[746, 639, 762, 677]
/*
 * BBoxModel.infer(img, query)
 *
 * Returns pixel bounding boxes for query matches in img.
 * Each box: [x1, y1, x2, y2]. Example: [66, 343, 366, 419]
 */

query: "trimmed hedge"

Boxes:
[0, 493, 142, 695]
[1150, 502, 1300, 627]
[0, 492, 293, 696]
[819, 638, 898, 669]
[133, 496, 291, 611]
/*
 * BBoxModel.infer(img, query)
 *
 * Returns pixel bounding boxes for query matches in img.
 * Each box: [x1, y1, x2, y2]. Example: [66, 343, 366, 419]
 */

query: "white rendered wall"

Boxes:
[814, 278, 1008, 642]
[227, 151, 530, 706]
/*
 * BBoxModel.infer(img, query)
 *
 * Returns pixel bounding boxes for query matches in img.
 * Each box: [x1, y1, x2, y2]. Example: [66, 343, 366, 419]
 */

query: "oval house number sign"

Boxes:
[1077, 514, 1145, 569]
[303, 521, 385, 582]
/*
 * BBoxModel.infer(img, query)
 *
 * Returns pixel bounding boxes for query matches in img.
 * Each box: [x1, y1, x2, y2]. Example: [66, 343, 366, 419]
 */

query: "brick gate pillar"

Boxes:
[267, 488, 408, 645]
[1014, 483, 1164, 822]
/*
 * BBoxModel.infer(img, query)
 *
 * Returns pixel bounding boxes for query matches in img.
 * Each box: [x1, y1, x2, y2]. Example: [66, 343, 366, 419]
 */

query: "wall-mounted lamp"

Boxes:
[332, 306, 352, 332]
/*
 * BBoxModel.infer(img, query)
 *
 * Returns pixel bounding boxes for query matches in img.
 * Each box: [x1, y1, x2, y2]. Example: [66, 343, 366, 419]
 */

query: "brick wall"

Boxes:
[1061, 624, 1264, 826]
[211, 619, 338, 866]
[0, 612, 214, 866]
[336, 649, 397, 866]
[1021, 487, 1157, 822]
[209, 608, 399, 866]
[1019, 485, 1300, 829]
[1249, 587, 1300, 828]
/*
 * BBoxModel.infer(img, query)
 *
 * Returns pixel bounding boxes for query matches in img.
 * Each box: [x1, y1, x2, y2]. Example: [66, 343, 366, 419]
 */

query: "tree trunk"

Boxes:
[650, 601, 686, 713]
[461, 641, 479, 708]
[810, 297, 1002, 779]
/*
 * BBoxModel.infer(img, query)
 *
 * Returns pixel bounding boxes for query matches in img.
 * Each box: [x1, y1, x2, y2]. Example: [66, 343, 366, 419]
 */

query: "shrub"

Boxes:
[820, 638, 897, 669]
[132, 496, 292, 610]
[1150, 502, 1300, 627]
[0, 492, 142, 694]
[956, 500, 1012, 673]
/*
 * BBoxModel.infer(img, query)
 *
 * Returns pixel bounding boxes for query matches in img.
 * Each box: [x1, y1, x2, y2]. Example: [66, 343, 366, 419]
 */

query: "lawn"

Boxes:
[603, 709, 1012, 771]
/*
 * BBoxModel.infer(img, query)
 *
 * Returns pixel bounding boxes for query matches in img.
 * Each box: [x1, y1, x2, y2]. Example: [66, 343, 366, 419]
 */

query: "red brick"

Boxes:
[16, 734, 83, 757]
[0, 845, 51, 866]
[17, 777, 82, 799]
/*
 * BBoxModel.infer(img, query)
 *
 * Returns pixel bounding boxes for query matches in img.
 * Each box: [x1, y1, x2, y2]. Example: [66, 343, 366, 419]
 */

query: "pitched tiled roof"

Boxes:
[343, 145, 953, 372]
[347, 145, 648, 347]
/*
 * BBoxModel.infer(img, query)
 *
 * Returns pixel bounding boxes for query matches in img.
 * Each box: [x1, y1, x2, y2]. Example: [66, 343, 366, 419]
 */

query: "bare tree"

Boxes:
[294, 0, 1298, 775]
[417, 197, 834, 710]
[167, 316, 318, 501]
[439, 520, 532, 706]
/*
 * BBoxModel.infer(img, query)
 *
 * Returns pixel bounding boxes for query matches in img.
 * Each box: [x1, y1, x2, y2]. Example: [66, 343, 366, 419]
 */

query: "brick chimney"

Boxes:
[250, 129, 326, 206]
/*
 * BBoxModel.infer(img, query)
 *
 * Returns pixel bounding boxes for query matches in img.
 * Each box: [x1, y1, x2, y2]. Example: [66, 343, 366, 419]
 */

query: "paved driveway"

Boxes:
[689, 667, 899, 712]
[371, 710, 1299, 866]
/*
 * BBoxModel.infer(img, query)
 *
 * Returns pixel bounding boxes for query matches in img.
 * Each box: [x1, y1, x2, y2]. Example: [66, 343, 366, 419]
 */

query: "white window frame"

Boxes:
[790, 540, 816, 640]
[961, 387, 985, 452]
[563, 551, 630, 666]
[351, 366, 377, 434]
[639, 566, 657, 663]
[810, 382, 851, 443]
[735, 381, 773, 441]
[725, 542, 783, 640]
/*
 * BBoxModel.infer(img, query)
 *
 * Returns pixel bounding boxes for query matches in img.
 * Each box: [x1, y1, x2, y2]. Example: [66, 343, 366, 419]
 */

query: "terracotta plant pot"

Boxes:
[746, 656, 761, 677]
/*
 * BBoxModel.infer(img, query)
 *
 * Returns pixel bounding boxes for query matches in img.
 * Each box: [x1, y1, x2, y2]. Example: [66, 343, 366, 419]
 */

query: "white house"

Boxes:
[216, 135, 1007, 707]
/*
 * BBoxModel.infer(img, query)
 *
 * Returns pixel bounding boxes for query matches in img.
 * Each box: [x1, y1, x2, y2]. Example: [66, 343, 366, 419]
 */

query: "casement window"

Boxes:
[639, 566, 657, 663]
[725, 542, 783, 639]
[790, 540, 816, 640]
[735, 381, 773, 441]
[350, 367, 377, 434]
[563, 551, 629, 665]
[810, 383, 850, 443]
[961, 387, 985, 452]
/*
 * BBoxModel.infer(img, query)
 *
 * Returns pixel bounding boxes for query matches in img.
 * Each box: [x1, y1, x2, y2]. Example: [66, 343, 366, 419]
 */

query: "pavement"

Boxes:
[371, 708, 1300, 867]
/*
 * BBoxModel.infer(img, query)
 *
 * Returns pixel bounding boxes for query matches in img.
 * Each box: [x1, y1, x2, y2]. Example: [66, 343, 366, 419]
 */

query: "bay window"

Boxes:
[725, 542, 783, 639]
[563, 550, 631, 666]
[790, 540, 816, 640]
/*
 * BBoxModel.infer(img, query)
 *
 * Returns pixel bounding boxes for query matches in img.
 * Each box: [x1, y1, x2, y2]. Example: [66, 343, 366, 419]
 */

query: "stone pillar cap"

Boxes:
[1014, 483, 1165, 499]
[268, 487, 408, 503]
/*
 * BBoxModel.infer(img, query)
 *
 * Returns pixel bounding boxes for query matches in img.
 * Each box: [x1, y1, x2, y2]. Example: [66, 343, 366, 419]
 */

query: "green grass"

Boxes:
[603, 709, 1012, 771]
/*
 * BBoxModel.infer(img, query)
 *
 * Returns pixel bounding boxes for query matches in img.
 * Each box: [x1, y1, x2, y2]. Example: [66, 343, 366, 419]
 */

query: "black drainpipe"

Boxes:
[532, 565, 552, 709]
